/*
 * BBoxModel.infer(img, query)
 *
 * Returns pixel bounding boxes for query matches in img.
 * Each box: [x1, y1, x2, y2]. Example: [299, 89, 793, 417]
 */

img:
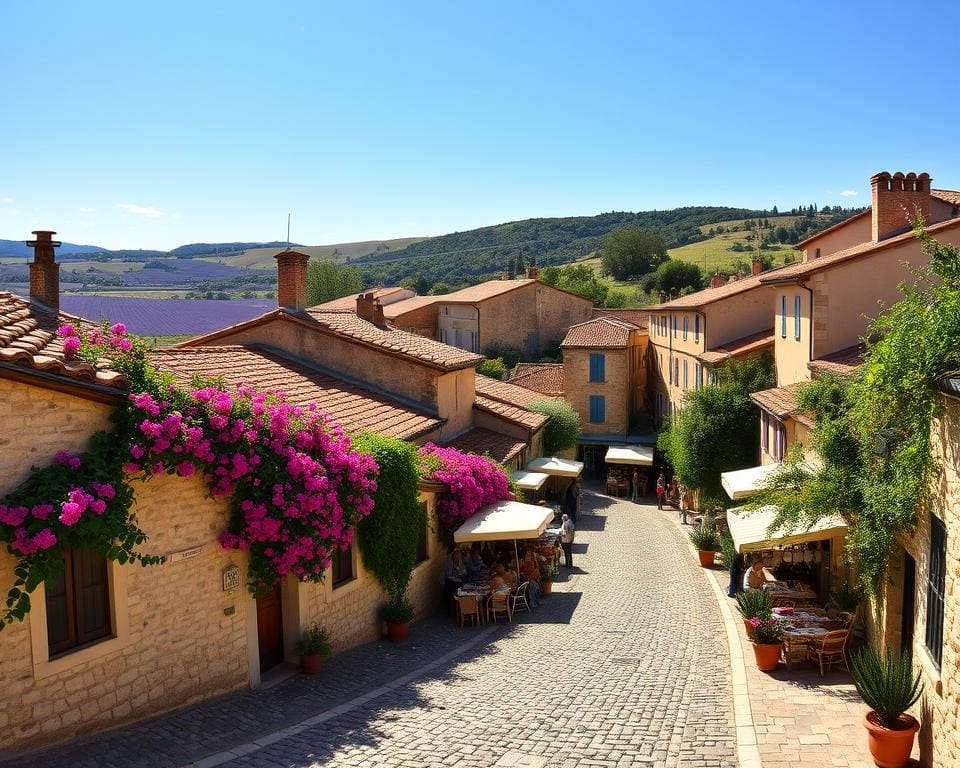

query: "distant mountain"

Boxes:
[169, 241, 300, 257]
[0, 239, 106, 258]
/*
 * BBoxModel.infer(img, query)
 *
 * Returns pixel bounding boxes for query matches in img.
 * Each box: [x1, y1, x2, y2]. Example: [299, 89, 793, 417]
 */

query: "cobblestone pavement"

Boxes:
[9, 493, 736, 768]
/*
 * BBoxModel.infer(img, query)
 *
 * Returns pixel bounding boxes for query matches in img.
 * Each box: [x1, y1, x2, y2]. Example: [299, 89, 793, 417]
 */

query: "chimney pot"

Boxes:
[526, 266, 539, 280]
[751, 258, 762, 276]
[274, 249, 310, 311]
[26, 229, 62, 309]
[871, 170, 932, 241]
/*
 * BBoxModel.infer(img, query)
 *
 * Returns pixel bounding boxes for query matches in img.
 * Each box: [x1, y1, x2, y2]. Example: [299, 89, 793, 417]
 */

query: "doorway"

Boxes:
[256, 585, 284, 673]
[901, 551, 916, 659]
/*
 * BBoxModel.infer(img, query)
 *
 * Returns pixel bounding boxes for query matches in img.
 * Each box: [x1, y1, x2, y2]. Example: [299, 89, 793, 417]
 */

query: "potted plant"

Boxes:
[746, 617, 783, 671]
[850, 648, 922, 768]
[689, 525, 721, 567]
[381, 594, 415, 642]
[540, 561, 559, 595]
[295, 623, 332, 675]
[735, 589, 773, 633]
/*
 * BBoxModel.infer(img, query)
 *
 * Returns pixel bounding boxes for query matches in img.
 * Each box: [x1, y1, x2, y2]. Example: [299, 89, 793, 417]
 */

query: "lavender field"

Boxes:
[60, 296, 275, 336]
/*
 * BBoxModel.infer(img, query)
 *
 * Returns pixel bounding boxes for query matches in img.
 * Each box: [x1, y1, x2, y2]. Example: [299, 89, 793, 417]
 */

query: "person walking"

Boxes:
[630, 468, 640, 502]
[560, 513, 576, 569]
[655, 472, 666, 510]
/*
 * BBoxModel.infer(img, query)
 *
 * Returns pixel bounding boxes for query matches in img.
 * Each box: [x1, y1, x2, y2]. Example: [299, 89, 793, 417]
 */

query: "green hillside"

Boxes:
[203, 237, 428, 269]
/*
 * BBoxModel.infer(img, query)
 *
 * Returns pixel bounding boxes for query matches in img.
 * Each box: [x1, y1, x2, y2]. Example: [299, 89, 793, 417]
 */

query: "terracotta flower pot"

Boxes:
[751, 641, 781, 672]
[541, 580, 553, 595]
[863, 711, 919, 768]
[743, 619, 754, 634]
[386, 621, 409, 643]
[301, 654, 324, 675]
[697, 549, 716, 567]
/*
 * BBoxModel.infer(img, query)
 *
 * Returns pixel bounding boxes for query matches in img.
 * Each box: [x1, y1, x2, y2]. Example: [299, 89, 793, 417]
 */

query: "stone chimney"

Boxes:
[751, 258, 762, 276]
[871, 171, 931, 242]
[710, 273, 725, 289]
[356, 292, 386, 326]
[526, 266, 539, 280]
[26, 230, 61, 309]
[274, 249, 310, 311]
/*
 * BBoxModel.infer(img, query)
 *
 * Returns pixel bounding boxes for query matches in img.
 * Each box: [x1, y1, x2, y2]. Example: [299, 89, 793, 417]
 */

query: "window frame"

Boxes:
[331, 542, 355, 588]
[794, 295, 801, 340]
[682, 316, 688, 341]
[682, 359, 688, 389]
[925, 515, 946, 668]
[694, 315, 700, 343]
[45, 547, 112, 658]
[588, 353, 606, 383]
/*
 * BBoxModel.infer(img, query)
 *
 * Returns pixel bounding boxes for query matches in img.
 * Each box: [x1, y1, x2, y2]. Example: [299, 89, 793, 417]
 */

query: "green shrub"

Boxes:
[529, 398, 581, 454]
[476, 357, 506, 379]
[831, 581, 864, 613]
[735, 589, 773, 620]
[688, 526, 721, 551]
[541, 561, 559, 581]
[295, 623, 332, 657]
[850, 648, 922, 728]
[380, 596, 415, 624]
[718, 535, 739, 570]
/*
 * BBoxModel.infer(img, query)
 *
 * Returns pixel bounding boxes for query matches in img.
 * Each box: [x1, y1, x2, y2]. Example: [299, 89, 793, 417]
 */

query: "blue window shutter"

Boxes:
[589, 395, 606, 423]
[589, 353, 605, 382]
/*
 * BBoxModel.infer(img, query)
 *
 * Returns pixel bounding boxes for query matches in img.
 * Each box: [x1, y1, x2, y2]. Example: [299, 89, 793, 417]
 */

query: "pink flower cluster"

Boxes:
[417, 444, 511, 539]
[57, 321, 133, 360]
[125, 384, 378, 592]
[0, 481, 115, 555]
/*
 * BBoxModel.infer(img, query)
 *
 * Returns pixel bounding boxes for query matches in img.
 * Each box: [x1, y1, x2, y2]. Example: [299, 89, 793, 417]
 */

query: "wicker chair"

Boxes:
[456, 595, 481, 627]
[781, 634, 810, 671]
[807, 630, 850, 676]
[511, 581, 532, 615]
[487, 590, 512, 623]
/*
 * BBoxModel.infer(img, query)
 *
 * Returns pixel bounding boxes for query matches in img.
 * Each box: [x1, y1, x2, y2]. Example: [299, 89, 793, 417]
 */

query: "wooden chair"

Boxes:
[487, 590, 512, 623]
[456, 595, 481, 627]
[807, 630, 850, 676]
[511, 581, 532, 616]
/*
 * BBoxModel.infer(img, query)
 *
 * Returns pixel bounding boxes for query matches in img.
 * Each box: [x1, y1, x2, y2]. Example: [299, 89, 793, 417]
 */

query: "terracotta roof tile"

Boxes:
[151, 345, 443, 441]
[437, 278, 536, 303]
[698, 329, 774, 364]
[591, 308, 649, 329]
[475, 374, 549, 409]
[808, 344, 865, 377]
[932, 189, 960, 207]
[751, 382, 815, 427]
[311, 287, 414, 311]
[509, 363, 564, 396]
[445, 427, 526, 464]
[383, 295, 440, 319]
[646, 269, 779, 310]
[561, 316, 639, 348]
[0, 291, 125, 390]
[760, 216, 960, 283]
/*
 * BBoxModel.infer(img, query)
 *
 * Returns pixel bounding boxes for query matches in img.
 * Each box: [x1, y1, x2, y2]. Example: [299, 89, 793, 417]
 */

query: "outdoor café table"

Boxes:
[780, 625, 831, 670]
[456, 584, 491, 622]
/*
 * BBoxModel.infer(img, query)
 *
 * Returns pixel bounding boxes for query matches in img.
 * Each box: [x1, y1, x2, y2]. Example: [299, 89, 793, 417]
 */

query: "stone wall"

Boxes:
[564, 348, 629, 435]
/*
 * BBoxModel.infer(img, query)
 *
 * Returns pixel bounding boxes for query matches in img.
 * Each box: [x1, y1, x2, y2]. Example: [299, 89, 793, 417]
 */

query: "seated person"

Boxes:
[743, 557, 766, 590]
[464, 548, 485, 582]
[489, 575, 510, 594]
[503, 562, 519, 589]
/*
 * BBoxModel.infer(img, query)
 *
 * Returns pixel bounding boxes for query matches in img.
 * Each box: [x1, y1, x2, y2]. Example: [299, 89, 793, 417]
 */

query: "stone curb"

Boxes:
[662, 508, 763, 768]
[179, 625, 499, 768]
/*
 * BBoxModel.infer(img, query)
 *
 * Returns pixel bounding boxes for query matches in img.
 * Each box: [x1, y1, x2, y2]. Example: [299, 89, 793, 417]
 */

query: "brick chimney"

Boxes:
[871, 171, 931, 242]
[751, 258, 762, 276]
[710, 273, 725, 289]
[26, 230, 61, 309]
[526, 266, 539, 280]
[274, 249, 310, 311]
[356, 292, 385, 326]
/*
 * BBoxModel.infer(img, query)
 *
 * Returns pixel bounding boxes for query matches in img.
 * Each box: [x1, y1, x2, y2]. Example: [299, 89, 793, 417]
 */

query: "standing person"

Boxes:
[656, 472, 666, 510]
[631, 468, 640, 502]
[677, 482, 688, 524]
[560, 513, 576, 569]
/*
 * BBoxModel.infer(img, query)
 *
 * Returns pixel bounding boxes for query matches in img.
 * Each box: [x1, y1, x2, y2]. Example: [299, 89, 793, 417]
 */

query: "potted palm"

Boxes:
[295, 623, 332, 675]
[850, 648, 922, 768]
[736, 589, 773, 633]
[381, 594, 415, 642]
[689, 526, 721, 567]
[540, 561, 559, 595]
[746, 617, 783, 671]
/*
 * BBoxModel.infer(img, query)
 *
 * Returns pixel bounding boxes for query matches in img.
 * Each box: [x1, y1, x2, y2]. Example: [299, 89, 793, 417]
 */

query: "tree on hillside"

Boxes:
[539, 263, 609, 305]
[305, 261, 364, 306]
[657, 352, 775, 505]
[600, 229, 668, 280]
[400, 273, 431, 295]
[649, 260, 703, 298]
[429, 281, 451, 295]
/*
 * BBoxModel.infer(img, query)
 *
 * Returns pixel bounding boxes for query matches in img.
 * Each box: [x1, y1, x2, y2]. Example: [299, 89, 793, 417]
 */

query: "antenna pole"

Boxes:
[286, 213, 291, 250]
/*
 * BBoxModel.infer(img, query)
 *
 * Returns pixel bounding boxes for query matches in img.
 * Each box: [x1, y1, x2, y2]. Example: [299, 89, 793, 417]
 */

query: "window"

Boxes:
[761, 411, 769, 453]
[660, 315, 667, 336]
[780, 295, 787, 338]
[694, 363, 702, 390]
[673, 358, 679, 386]
[773, 420, 786, 462]
[45, 548, 111, 657]
[589, 353, 605, 382]
[683, 359, 688, 389]
[682, 316, 688, 340]
[588, 395, 605, 424]
[694, 315, 700, 343]
[415, 502, 429, 564]
[794, 295, 801, 340]
[925, 516, 946, 667]
[671, 316, 677, 337]
[332, 543, 354, 587]
[815, 247, 821, 259]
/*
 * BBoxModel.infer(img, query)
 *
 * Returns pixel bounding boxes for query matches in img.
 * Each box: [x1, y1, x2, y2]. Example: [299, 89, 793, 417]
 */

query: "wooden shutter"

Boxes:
[45, 551, 77, 656]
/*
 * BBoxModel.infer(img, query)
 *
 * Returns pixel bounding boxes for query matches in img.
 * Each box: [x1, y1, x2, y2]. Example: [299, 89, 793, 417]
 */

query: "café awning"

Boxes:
[510, 470, 549, 491]
[720, 464, 780, 500]
[526, 456, 584, 478]
[727, 505, 848, 553]
[605, 445, 654, 466]
[453, 500, 555, 543]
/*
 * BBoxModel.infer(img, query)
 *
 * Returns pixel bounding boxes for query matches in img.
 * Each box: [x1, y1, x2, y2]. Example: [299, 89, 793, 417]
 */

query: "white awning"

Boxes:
[720, 464, 780, 500]
[727, 505, 848, 553]
[453, 500, 555, 543]
[605, 445, 654, 466]
[510, 470, 549, 491]
[526, 456, 584, 478]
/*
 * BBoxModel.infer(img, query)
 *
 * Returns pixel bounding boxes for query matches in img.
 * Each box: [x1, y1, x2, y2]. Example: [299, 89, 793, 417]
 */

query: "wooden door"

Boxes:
[256, 586, 284, 673]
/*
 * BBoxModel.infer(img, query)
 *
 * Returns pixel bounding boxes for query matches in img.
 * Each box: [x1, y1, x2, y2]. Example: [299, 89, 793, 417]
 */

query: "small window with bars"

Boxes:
[925, 516, 946, 667]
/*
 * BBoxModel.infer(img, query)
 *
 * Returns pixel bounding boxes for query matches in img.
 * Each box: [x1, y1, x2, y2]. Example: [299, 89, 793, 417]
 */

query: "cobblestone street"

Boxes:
[6, 492, 736, 768]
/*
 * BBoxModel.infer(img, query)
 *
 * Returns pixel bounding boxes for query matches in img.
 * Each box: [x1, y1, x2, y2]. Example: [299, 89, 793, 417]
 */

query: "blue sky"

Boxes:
[2, 1, 958, 250]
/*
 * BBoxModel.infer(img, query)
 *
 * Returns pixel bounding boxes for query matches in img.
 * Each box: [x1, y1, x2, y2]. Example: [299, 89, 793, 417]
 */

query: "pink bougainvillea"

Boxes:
[417, 444, 511, 543]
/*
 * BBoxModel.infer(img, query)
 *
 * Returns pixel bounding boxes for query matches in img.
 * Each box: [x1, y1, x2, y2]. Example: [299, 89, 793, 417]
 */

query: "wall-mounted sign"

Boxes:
[166, 545, 203, 564]
[222, 565, 242, 593]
